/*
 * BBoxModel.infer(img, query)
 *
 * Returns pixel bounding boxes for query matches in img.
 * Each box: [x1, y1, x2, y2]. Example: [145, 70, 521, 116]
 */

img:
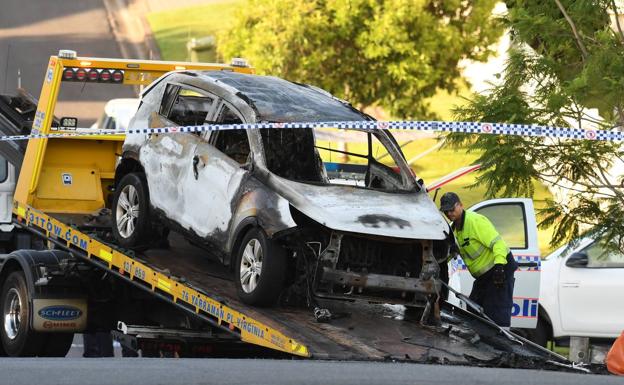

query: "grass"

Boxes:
[146, 0, 243, 63]
[147, 2, 559, 256]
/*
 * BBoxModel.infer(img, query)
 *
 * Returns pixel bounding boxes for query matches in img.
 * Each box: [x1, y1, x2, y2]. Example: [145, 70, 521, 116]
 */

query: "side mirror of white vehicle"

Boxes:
[566, 252, 589, 268]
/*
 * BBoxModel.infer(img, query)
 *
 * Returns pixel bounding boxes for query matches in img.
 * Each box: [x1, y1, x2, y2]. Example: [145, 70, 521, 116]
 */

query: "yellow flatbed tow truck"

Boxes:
[0, 52, 590, 371]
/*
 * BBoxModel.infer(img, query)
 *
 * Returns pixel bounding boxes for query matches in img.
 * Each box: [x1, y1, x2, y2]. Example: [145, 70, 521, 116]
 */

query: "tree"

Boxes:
[447, 0, 624, 249]
[217, 0, 503, 119]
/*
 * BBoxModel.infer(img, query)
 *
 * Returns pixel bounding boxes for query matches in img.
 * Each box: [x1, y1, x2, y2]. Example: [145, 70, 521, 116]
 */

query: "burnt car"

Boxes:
[113, 70, 452, 306]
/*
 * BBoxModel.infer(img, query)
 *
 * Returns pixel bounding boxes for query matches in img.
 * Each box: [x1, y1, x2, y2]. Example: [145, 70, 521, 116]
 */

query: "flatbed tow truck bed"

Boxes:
[14, 205, 577, 370]
[0, 52, 598, 373]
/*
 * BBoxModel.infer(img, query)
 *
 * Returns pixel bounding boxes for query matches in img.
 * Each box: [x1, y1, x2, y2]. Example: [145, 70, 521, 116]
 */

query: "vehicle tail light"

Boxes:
[62, 68, 75, 81]
[75, 68, 87, 81]
[87, 70, 99, 82]
[99, 70, 112, 82]
[111, 70, 124, 83]
[61, 67, 124, 83]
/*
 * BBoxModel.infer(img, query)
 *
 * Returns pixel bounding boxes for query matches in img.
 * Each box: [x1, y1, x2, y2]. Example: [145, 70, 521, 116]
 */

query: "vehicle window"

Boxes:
[0, 156, 7, 183]
[262, 127, 326, 182]
[159, 84, 179, 116]
[103, 116, 116, 130]
[260, 127, 411, 191]
[473, 204, 527, 249]
[580, 241, 624, 268]
[167, 88, 215, 126]
[216, 103, 243, 125]
[214, 129, 250, 164]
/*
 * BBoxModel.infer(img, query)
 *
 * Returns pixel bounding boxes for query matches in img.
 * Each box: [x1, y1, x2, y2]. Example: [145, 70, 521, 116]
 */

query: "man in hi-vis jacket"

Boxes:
[440, 192, 518, 327]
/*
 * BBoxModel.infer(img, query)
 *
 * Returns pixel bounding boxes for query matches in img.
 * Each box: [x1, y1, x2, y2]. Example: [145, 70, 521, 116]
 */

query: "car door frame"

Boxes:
[141, 82, 220, 229]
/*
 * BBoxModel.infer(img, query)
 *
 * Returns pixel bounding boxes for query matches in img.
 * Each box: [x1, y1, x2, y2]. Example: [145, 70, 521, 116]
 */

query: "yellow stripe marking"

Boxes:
[157, 278, 172, 293]
[99, 249, 113, 263]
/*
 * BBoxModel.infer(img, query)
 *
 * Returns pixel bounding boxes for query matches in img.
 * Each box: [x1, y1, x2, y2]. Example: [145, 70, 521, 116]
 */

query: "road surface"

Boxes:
[0, 358, 619, 385]
[0, 0, 135, 125]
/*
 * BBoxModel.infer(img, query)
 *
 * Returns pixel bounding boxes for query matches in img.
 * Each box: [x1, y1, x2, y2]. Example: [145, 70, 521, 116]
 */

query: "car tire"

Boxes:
[0, 271, 46, 356]
[112, 173, 153, 249]
[529, 317, 551, 347]
[234, 228, 286, 307]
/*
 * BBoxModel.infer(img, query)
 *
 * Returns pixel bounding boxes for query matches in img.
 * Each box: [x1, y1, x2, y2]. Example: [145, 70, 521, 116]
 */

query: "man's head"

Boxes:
[439, 192, 464, 222]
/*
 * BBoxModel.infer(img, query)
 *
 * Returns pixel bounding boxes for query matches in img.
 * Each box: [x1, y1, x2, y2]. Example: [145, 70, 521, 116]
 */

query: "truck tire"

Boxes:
[112, 173, 153, 249]
[39, 333, 74, 357]
[0, 271, 45, 356]
[234, 228, 286, 306]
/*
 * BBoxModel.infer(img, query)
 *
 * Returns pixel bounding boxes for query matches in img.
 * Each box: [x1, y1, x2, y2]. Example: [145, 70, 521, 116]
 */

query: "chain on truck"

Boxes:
[0, 50, 601, 372]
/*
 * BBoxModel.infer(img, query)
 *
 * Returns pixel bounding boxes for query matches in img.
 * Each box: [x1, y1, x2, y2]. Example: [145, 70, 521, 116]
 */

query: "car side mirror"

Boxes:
[566, 252, 589, 268]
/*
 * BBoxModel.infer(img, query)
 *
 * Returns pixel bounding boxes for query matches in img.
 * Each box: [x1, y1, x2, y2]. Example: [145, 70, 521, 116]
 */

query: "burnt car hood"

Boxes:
[270, 176, 449, 240]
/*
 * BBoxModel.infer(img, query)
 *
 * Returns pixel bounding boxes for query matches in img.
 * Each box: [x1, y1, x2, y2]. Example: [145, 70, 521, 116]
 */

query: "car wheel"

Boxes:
[235, 228, 286, 306]
[0, 271, 45, 356]
[112, 173, 152, 249]
[528, 317, 551, 347]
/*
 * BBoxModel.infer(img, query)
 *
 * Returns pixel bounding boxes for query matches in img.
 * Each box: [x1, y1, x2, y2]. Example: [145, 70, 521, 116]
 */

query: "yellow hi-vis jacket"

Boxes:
[453, 211, 510, 278]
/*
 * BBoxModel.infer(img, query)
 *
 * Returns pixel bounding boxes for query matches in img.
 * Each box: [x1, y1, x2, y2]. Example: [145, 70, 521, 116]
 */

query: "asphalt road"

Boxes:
[0, 0, 135, 125]
[0, 358, 619, 385]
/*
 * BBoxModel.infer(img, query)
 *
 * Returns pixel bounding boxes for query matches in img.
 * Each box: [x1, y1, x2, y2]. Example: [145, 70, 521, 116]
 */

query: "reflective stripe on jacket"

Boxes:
[454, 211, 509, 277]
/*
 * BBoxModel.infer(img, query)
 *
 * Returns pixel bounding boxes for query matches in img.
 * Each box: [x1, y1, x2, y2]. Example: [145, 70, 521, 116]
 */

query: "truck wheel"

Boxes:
[112, 173, 152, 249]
[39, 333, 74, 357]
[234, 228, 286, 306]
[0, 271, 45, 356]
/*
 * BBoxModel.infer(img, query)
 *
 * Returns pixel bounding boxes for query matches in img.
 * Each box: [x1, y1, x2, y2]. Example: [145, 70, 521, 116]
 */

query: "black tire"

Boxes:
[39, 333, 74, 357]
[234, 228, 286, 306]
[112, 173, 153, 249]
[528, 317, 551, 347]
[0, 271, 45, 356]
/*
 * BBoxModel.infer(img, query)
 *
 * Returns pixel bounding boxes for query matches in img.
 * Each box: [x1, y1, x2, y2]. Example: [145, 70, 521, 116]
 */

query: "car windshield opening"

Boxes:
[260, 127, 414, 192]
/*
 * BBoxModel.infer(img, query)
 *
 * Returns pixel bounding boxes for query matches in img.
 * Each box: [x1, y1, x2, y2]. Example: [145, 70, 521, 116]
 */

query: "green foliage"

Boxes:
[448, 0, 624, 249]
[217, 0, 504, 119]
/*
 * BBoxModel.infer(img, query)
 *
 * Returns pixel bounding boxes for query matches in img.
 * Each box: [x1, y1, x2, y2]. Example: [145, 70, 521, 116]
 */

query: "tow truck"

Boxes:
[0, 51, 600, 372]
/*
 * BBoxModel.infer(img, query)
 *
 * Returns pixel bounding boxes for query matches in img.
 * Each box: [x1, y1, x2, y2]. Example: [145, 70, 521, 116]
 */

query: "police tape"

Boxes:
[6, 120, 623, 142]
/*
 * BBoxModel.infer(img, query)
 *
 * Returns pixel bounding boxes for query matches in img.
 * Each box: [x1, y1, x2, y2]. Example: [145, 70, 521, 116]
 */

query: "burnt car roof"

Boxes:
[189, 71, 369, 123]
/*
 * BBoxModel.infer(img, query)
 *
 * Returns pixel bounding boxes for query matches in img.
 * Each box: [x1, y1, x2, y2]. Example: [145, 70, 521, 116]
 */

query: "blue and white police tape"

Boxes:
[5, 120, 623, 142]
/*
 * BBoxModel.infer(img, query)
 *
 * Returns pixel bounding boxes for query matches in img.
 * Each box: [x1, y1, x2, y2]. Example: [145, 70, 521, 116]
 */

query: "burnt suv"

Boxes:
[113, 70, 452, 306]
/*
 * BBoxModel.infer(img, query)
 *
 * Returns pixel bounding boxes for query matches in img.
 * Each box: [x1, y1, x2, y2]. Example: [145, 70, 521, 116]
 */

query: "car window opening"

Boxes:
[261, 128, 325, 182]
[261, 127, 412, 192]
[215, 129, 250, 164]
[167, 88, 215, 126]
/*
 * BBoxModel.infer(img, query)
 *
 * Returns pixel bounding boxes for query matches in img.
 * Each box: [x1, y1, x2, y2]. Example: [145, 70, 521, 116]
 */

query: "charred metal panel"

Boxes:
[260, 172, 448, 240]
[195, 71, 368, 123]
[227, 178, 297, 252]
[321, 268, 439, 294]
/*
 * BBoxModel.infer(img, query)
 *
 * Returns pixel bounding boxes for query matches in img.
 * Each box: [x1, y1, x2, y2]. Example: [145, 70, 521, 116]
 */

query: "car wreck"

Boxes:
[114, 70, 453, 307]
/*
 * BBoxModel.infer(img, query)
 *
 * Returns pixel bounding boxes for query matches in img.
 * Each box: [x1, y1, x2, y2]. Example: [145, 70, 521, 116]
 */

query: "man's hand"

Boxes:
[492, 264, 505, 289]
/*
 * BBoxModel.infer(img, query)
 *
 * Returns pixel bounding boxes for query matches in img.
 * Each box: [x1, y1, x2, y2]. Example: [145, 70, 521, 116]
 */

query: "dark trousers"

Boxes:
[469, 253, 517, 327]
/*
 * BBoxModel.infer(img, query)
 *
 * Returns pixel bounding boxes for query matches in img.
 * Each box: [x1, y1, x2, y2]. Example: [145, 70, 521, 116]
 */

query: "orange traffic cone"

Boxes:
[607, 331, 624, 375]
